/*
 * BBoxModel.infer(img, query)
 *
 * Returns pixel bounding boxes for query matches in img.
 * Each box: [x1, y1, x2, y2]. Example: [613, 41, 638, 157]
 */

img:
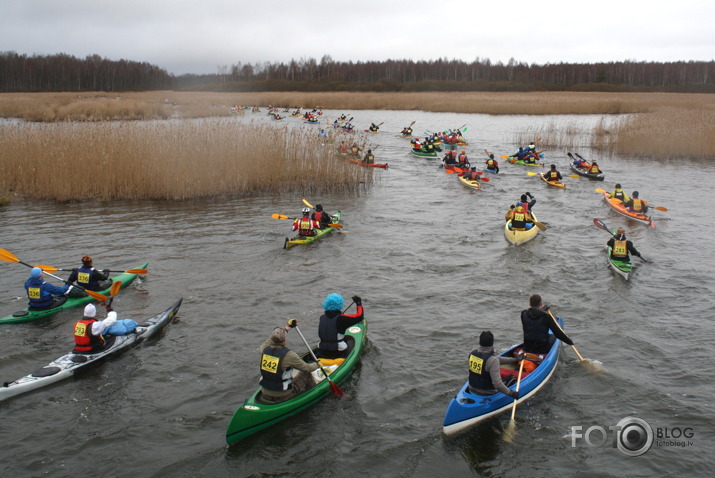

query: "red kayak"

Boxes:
[348, 158, 388, 169]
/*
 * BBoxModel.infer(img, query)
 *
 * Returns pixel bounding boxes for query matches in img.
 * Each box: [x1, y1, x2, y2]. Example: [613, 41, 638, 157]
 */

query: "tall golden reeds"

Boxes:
[0, 120, 371, 202]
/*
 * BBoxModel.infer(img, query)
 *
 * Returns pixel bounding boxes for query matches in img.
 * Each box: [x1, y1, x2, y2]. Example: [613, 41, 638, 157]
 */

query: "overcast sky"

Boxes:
[2, 0, 713, 75]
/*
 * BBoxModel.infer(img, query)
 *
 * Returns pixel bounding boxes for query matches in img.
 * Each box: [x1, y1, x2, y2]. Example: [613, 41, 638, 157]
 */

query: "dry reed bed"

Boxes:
[0, 121, 370, 202]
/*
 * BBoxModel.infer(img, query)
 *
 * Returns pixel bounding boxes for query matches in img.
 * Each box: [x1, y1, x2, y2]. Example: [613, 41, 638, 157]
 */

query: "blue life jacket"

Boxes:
[24, 278, 59, 308]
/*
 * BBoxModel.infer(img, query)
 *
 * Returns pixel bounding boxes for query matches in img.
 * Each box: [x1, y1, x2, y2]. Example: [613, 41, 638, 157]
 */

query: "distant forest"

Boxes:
[2, 51, 714, 93]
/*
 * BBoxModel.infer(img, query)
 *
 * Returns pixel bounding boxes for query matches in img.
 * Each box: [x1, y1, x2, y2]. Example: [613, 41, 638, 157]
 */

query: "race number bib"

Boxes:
[28, 287, 41, 299]
[74, 322, 87, 336]
[261, 354, 279, 374]
[78, 272, 90, 284]
[469, 354, 484, 374]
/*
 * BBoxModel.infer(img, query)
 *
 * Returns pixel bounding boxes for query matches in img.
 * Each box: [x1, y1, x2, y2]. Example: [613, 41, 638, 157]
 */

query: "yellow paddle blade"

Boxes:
[594, 188, 607, 193]
[35, 264, 59, 273]
[568, 174, 580, 178]
[302, 198, 314, 209]
[110, 280, 122, 297]
[0, 248, 20, 263]
[271, 213, 289, 220]
[526, 172, 539, 176]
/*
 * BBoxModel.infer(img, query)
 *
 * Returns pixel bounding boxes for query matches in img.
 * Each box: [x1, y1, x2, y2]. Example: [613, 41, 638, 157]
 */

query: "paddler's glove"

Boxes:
[102, 269, 110, 275]
[509, 390, 520, 400]
[526, 192, 533, 198]
[516, 352, 525, 360]
[64, 285, 74, 296]
[542, 304, 551, 311]
[287, 318, 297, 328]
[351, 295, 362, 306]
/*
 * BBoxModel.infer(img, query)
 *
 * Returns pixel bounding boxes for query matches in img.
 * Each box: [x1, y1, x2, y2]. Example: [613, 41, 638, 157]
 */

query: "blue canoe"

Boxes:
[442, 317, 563, 436]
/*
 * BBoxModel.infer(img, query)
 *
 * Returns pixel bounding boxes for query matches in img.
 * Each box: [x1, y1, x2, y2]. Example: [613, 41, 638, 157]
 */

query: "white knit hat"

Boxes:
[84, 303, 96, 317]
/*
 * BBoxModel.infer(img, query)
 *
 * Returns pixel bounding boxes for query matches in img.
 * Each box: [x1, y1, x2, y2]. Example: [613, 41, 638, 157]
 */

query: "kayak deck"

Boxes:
[504, 212, 540, 245]
[0, 298, 182, 402]
[607, 246, 632, 280]
[0, 263, 149, 324]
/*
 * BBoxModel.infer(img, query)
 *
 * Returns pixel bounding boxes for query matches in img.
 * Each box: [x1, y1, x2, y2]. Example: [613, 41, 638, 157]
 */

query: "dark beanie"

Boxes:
[479, 331, 494, 347]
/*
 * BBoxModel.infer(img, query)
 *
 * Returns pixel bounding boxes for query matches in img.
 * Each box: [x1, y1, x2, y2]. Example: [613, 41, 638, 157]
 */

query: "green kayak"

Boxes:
[410, 149, 438, 158]
[284, 212, 341, 249]
[0, 263, 148, 324]
[226, 316, 367, 445]
[607, 247, 632, 280]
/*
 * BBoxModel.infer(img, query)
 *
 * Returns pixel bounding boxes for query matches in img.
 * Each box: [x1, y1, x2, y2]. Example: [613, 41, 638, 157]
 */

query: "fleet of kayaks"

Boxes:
[607, 246, 632, 280]
[0, 298, 182, 402]
[443, 317, 563, 436]
[226, 316, 367, 445]
[601, 192, 654, 227]
[504, 212, 540, 245]
[540, 172, 566, 189]
[284, 212, 342, 249]
[0, 263, 149, 324]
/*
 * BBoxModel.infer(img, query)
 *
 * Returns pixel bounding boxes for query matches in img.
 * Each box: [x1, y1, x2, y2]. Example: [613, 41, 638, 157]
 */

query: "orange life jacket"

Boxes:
[74, 318, 105, 352]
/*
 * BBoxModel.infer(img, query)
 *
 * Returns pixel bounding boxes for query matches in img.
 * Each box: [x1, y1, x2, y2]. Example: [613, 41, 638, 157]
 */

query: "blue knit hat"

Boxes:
[323, 293, 344, 311]
[30, 267, 43, 279]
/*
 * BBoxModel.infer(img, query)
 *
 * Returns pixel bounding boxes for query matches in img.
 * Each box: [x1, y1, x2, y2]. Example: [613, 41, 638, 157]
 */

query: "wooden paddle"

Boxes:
[271, 213, 343, 229]
[502, 358, 525, 443]
[547, 309, 604, 373]
[34, 265, 148, 275]
[593, 218, 647, 262]
[0, 248, 108, 301]
[292, 322, 349, 399]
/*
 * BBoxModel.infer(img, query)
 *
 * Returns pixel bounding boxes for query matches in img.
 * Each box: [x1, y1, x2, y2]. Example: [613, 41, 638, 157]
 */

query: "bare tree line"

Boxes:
[2, 51, 714, 93]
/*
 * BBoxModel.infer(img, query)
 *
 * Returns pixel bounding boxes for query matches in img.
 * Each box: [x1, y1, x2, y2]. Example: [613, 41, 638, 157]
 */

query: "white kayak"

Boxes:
[0, 298, 182, 402]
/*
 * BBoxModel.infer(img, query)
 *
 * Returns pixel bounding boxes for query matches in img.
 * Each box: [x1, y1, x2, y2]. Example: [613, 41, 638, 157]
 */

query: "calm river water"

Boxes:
[1, 109, 713, 477]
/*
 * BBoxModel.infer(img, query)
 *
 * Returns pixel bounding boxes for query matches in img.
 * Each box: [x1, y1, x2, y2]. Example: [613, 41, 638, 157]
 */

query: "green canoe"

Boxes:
[284, 212, 341, 249]
[226, 317, 367, 445]
[410, 149, 438, 158]
[0, 263, 148, 324]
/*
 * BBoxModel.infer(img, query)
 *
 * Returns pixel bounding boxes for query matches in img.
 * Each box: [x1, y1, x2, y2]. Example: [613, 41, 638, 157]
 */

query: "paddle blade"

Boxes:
[501, 155, 510, 159]
[568, 174, 580, 178]
[503, 418, 517, 443]
[654, 206, 668, 212]
[85, 289, 108, 301]
[0, 248, 20, 263]
[328, 223, 343, 229]
[480, 177, 490, 182]
[445, 168, 455, 174]
[272, 214, 289, 220]
[110, 280, 122, 297]
[36, 264, 59, 273]
[328, 379, 348, 399]
[594, 188, 607, 194]
[124, 268, 148, 275]
[302, 199, 314, 209]
[527, 172, 538, 176]
[593, 218, 609, 232]
[535, 221, 548, 231]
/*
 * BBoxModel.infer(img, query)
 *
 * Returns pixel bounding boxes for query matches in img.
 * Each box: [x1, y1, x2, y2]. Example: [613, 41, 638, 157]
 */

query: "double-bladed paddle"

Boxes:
[34, 265, 148, 275]
[272, 213, 343, 229]
[0, 248, 109, 301]
[593, 218, 647, 262]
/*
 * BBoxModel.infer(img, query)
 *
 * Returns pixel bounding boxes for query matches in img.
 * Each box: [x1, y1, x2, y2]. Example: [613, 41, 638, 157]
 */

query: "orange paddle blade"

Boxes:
[272, 214, 289, 220]
[110, 280, 122, 297]
[0, 248, 21, 263]
[35, 264, 59, 273]
[84, 289, 108, 301]
[124, 268, 148, 275]
[328, 223, 343, 229]
[480, 177, 490, 182]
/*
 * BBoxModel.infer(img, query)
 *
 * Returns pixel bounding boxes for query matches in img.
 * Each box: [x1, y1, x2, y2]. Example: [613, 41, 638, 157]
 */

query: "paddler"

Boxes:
[458, 167, 481, 182]
[607, 227, 642, 263]
[67, 255, 112, 292]
[73, 303, 118, 354]
[505, 204, 532, 230]
[311, 204, 332, 228]
[588, 161, 601, 174]
[292, 208, 320, 237]
[608, 183, 630, 204]
[362, 149, 375, 164]
[457, 150, 470, 168]
[520, 294, 574, 355]
[317, 293, 364, 359]
[624, 191, 649, 214]
[468, 331, 522, 398]
[258, 320, 320, 403]
[24, 266, 73, 310]
[544, 164, 562, 182]
[485, 154, 500, 173]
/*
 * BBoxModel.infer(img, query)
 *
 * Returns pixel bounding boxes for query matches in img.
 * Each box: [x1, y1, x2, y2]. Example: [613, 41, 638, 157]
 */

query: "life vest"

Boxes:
[350, 147, 359, 154]
[318, 313, 345, 351]
[468, 349, 495, 391]
[298, 217, 314, 235]
[426, 143, 434, 152]
[487, 159, 495, 167]
[465, 171, 479, 181]
[74, 318, 105, 353]
[458, 153, 467, 163]
[75, 266, 100, 290]
[259, 346, 292, 391]
[364, 154, 374, 163]
[521, 309, 550, 346]
[25, 279, 54, 309]
[413, 141, 421, 150]
[589, 165, 600, 174]
[511, 209, 526, 228]
[612, 239, 628, 257]
[630, 199, 643, 211]
[612, 189, 626, 200]
[547, 170, 559, 181]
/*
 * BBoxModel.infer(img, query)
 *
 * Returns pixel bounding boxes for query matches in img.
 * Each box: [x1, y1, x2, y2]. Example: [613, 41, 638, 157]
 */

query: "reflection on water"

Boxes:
[1, 109, 713, 476]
